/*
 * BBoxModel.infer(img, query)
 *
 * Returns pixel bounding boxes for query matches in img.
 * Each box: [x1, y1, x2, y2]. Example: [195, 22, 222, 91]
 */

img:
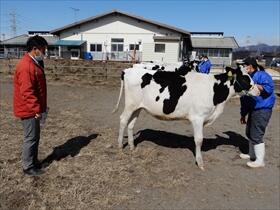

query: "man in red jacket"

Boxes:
[13, 35, 48, 176]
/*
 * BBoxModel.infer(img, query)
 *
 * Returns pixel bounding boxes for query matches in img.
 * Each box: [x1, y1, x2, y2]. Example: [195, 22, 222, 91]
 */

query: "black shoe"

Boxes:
[35, 161, 42, 169]
[40, 161, 51, 169]
[23, 167, 45, 176]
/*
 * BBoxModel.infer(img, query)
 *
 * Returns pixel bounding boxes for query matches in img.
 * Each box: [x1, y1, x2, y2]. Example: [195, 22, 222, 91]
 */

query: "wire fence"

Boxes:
[0, 63, 129, 80]
[1, 63, 280, 93]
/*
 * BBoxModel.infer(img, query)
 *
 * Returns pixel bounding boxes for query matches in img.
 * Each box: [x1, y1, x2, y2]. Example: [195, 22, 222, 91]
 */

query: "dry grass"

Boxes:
[1, 76, 279, 210]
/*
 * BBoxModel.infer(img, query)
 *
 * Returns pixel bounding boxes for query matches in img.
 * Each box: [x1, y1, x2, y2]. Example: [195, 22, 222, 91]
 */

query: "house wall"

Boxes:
[142, 41, 179, 63]
[58, 15, 182, 62]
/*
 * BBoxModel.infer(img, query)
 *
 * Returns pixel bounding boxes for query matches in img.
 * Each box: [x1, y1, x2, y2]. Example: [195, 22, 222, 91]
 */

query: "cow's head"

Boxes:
[225, 66, 260, 96]
[175, 60, 199, 75]
[185, 59, 200, 70]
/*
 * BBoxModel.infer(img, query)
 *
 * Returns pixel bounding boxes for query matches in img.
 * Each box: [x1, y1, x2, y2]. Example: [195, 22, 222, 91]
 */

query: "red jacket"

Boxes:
[13, 53, 47, 118]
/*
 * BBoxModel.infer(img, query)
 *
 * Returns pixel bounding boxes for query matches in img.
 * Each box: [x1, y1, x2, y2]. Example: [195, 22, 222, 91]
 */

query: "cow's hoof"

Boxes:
[199, 166, 205, 171]
[129, 145, 135, 151]
[197, 163, 205, 171]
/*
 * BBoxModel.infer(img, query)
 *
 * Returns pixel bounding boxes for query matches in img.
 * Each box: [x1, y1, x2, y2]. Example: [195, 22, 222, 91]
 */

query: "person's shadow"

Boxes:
[41, 133, 99, 168]
[133, 129, 249, 156]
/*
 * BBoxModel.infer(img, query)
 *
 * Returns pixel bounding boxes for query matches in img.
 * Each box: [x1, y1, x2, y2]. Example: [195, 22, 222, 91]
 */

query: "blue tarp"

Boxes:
[55, 40, 85, 46]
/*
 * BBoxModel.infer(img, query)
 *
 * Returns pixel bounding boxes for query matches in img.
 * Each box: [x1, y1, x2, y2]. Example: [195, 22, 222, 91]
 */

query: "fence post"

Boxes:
[105, 61, 108, 80]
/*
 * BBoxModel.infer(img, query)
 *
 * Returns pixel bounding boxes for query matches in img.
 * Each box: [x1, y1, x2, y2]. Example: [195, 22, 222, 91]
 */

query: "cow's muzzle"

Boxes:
[243, 84, 260, 96]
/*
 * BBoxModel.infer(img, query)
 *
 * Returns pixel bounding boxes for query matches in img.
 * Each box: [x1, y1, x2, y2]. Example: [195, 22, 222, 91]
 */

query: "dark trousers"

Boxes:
[21, 117, 40, 170]
[246, 109, 272, 145]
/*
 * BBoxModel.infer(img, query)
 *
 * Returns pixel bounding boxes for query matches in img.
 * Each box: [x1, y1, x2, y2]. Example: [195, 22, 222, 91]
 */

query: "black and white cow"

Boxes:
[113, 63, 260, 170]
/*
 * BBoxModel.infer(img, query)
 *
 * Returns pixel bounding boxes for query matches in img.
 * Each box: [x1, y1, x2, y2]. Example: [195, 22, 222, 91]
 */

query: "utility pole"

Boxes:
[69, 7, 80, 22]
[9, 11, 17, 37]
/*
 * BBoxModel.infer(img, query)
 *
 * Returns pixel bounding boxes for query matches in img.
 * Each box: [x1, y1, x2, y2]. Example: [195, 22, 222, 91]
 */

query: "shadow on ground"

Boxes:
[133, 129, 248, 156]
[41, 133, 99, 168]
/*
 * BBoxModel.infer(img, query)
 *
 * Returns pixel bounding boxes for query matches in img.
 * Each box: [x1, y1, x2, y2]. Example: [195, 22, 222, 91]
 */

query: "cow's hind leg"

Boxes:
[118, 108, 135, 149]
[191, 118, 205, 170]
[127, 109, 141, 150]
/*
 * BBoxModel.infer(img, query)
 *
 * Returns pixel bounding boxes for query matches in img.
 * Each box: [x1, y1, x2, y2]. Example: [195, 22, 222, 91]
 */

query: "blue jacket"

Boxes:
[240, 70, 275, 117]
[198, 59, 212, 74]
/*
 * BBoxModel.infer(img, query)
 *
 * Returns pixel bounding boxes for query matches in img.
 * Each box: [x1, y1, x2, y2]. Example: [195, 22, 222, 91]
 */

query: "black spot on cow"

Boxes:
[141, 73, 153, 88]
[152, 65, 160, 70]
[213, 73, 231, 105]
[153, 71, 187, 114]
[213, 82, 229, 105]
[156, 96, 160, 101]
[152, 65, 165, 71]
[175, 63, 192, 75]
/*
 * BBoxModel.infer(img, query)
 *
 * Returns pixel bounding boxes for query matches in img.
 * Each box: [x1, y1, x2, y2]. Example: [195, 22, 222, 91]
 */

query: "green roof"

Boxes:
[1, 34, 58, 45]
[55, 40, 86, 46]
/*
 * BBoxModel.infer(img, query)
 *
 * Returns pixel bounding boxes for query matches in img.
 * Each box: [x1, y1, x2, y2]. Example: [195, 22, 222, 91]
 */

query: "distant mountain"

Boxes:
[235, 44, 280, 53]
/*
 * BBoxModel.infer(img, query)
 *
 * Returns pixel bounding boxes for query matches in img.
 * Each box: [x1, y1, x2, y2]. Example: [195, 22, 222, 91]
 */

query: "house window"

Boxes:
[196, 48, 208, 57]
[155, 44, 165, 53]
[209, 49, 219, 57]
[90, 44, 102, 52]
[111, 38, 124, 52]
[219, 49, 230, 57]
[129, 44, 139, 51]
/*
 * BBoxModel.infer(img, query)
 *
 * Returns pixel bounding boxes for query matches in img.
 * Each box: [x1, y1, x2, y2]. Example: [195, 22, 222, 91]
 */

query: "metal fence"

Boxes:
[0, 50, 142, 62]
[90, 51, 142, 62]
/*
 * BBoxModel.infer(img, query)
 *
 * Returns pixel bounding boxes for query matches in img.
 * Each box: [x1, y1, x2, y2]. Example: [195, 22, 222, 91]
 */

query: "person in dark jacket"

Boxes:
[198, 55, 212, 74]
[13, 35, 48, 176]
[239, 57, 275, 168]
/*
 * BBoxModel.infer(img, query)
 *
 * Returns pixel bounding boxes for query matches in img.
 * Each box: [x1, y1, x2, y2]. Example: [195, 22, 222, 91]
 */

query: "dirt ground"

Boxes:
[0, 75, 279, 210]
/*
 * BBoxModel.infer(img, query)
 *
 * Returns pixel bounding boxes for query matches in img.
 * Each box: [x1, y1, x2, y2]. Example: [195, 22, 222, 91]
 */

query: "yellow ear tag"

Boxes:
[227, 71, 232, 77]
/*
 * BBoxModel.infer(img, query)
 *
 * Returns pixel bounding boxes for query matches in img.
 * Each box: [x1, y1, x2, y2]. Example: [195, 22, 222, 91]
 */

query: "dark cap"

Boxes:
[242, 57, 258, 67]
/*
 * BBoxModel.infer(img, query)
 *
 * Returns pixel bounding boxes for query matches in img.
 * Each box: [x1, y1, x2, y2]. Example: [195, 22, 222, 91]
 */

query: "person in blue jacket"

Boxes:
[239, 57, 275, 168]
[198, 55, 212, 74]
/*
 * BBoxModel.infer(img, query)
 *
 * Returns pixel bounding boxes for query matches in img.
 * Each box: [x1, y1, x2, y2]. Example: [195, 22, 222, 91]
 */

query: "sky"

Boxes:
[0, 0, 279, 46]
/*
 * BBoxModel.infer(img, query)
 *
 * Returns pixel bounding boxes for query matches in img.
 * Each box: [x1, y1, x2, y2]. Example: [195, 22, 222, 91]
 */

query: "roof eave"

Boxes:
[50, 10, 190, 36]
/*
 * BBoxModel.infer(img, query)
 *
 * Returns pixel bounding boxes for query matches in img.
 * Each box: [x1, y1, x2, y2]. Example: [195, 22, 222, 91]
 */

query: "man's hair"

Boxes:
[26, 35, 48, 52]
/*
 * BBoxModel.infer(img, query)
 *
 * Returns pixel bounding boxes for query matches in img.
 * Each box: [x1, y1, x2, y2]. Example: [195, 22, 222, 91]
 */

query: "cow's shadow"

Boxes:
[41, 133, 99, 168]
[133, 129, 248, 155]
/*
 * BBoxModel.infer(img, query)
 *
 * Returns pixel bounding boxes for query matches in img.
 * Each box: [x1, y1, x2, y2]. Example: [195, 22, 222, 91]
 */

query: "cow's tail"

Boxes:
[112, 71, 125, 113]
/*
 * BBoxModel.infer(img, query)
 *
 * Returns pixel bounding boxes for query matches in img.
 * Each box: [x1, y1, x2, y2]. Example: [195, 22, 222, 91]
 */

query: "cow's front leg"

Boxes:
[127, 109, 141, 150]
[118, 110, 133, 149]
[191, 118, 204, 170]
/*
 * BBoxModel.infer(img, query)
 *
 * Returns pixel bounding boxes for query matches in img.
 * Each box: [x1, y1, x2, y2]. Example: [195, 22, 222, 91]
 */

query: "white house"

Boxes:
[1, 10, 239, 65]
[50, 10, 193, 63]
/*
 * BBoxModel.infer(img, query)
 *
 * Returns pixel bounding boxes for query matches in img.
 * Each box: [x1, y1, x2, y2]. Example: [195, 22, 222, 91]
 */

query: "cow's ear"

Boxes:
[225, 66, 233, 73]
[225, 66, 235, 80]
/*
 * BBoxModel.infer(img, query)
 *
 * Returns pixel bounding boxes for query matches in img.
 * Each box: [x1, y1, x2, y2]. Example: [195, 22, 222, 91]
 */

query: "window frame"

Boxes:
[111, 38, 124, 52]
[90, 43, 102, 52]
[154, 43, 165, 53]
[129, 44, 139, 51]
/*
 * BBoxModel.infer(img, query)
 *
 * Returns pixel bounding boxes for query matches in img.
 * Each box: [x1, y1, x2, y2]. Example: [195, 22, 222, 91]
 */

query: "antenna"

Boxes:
[69, 7, 80, 22]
